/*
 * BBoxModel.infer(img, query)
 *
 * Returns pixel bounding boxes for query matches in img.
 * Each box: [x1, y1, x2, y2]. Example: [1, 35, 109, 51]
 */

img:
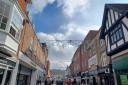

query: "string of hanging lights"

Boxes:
[42, 40, 83, 49]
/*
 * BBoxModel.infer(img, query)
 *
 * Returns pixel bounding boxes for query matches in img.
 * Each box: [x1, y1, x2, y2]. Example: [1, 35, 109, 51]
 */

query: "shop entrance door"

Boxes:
[17, 74, 30, 85]
[0, 68, 12, 85]
[0, 69, 5, 85]
[4, 70, 12, 85]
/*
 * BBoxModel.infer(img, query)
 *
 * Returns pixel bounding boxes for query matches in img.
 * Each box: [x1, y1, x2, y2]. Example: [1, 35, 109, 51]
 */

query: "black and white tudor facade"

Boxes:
[100, 4, 128, 85]
[100, 4, 128, 56]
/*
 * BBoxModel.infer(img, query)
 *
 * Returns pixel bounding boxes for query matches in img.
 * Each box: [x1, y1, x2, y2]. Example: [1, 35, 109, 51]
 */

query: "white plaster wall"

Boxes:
[117, 39, 124, 46]
[111, 44, 116, 50]
[122, 17, 128, 42]
[108, 11, 112, 27]
[110, 9, 115, 24]
[114, 11, 119, 20]
[106, 36, 110, 53]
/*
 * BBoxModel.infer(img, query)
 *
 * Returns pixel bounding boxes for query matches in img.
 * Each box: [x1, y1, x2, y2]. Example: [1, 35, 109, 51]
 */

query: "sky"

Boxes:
[29, 0, 128, 69]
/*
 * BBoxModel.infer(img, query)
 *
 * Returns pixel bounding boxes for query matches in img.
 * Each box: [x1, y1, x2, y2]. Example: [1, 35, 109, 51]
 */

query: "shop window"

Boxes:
[9, 26, 16, 37]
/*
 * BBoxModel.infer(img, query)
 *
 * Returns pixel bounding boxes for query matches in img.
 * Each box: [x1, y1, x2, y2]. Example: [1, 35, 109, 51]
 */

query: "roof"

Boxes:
[84, 30, 98, 41]
[106, 4, 128, 13]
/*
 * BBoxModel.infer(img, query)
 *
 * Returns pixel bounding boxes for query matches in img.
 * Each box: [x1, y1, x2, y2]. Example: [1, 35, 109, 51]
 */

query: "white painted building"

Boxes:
[0, 0, 24, 85]
[0, 0, 47, 85]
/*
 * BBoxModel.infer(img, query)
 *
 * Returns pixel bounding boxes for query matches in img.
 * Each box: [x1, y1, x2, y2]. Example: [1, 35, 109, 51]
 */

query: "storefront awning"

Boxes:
[112, 56, 128, 71]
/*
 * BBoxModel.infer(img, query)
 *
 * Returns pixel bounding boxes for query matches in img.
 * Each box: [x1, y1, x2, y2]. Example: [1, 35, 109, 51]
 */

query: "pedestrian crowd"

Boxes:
[43, 78, 86, 85]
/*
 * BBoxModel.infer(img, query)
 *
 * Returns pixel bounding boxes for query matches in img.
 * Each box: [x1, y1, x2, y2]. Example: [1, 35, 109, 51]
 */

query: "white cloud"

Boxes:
[57, 0, 89, 18]
[37, 23, 99, 69]
[29, 0, 89, 18]
[29, 0, 55, 14]
[30, 0, 128, 69]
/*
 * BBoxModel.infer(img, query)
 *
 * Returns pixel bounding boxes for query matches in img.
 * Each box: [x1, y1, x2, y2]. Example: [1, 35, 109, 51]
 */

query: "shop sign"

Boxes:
[0, 57, 15, 67]
[0, 59, 7, 64]
[98, 66, 110, 74]
[88, 70, 98, 76]
[30, 61, 36, 68]
[120, 75, 128, 85]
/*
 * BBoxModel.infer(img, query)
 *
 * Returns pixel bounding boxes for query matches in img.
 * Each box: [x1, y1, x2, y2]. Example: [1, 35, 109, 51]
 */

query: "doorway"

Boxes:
[5, 70, 12, 85]
[0, 69, 4, 84]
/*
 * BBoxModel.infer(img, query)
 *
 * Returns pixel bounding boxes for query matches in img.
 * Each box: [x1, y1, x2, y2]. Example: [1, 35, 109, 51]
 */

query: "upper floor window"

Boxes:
[91, 44, 96, 55]
[9, 6, 23, 40]
[100, 39, 105, 48]
[9, 26, 16, 37]
[110, 24, 124, 45]
[0, 0, 11, 30]
[12, 7, 23, 30]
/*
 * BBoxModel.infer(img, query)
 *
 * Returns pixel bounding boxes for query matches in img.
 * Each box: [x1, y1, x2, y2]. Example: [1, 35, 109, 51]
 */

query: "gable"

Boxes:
[100, 4, 128, 39]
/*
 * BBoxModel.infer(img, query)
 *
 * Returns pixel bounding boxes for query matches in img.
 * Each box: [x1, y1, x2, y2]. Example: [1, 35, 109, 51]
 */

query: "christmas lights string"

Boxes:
[42, 40, 83, 49]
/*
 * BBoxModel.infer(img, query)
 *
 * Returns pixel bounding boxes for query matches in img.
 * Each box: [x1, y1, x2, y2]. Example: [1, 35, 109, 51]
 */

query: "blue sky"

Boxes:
[29, 0, 128, 69]
[32, 1, 68, 33]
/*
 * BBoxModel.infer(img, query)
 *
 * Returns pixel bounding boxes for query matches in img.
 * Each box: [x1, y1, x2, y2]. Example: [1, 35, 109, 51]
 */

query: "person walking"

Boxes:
[67, 79, 72, 85]
[72, 79, 77, 85]
[45, 79, 47, 85]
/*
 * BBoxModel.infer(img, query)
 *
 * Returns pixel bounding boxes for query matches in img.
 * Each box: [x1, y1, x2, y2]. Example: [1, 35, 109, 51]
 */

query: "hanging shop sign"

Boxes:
[98, 65, 110, 74]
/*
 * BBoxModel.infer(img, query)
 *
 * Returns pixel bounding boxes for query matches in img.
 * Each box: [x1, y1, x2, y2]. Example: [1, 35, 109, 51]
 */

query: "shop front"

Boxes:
[88, 70, 98, 85]
[112, 55, 128, 85]
[0, 52, 16, 85]
[36, 70, 45, 85]
[98, 64, 114, 85]
[81, 72, 89, 84]
[16, 64, 32, 85]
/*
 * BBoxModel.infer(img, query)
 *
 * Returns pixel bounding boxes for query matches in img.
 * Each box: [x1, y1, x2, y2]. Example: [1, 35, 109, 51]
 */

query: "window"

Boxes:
[100, 39, 105, 48]
[12, 8, 23, 29]
[110, 24, 124, 44]
[0, 0, 11, 30]
[9, 26, 16, 37]
[11, 7, 23, 40]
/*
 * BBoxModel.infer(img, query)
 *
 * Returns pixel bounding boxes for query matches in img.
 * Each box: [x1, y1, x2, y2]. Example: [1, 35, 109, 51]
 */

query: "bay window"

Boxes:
[10, 5, 23, 40]
[0, 0, 11, 30]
